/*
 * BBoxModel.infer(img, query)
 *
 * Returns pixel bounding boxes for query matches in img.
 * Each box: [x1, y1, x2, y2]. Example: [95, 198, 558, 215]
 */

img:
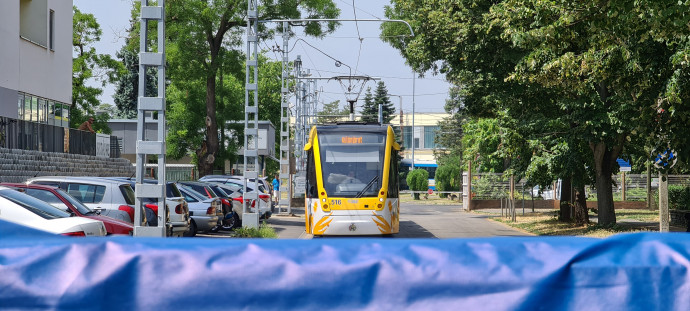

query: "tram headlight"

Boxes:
[322, 198, 326, 202]
[379, 198, 384, 202]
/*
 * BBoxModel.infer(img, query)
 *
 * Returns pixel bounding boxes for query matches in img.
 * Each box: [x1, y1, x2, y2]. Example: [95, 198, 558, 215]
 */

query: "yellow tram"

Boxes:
[304, 123, 400, 236]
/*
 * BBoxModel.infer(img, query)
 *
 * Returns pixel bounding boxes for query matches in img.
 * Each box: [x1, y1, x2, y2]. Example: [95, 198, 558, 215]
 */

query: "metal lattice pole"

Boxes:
[135, 0, 166, 237]
[243, 0, 260, 228]
[278, 22, 292, 214]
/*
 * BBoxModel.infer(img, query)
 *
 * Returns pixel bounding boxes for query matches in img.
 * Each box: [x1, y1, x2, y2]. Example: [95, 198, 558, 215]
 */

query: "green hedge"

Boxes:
[406, 169, 429, 200]
[653, 185, 690, 210]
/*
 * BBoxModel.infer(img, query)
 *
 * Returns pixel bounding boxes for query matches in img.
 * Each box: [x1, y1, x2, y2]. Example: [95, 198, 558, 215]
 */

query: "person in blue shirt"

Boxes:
[272, 174, 280, 204]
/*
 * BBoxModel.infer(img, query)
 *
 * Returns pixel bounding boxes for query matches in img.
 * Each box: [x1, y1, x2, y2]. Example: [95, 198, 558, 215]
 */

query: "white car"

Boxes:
[199, 178, 272, 219]
[0, 186, 106, 236]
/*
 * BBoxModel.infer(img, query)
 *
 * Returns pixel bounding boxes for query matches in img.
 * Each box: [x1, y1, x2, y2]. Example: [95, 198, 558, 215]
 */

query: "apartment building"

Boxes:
[0, 0, 72, 126]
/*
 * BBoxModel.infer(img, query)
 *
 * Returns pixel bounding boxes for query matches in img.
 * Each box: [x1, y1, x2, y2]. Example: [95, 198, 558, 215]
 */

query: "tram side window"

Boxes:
[306, 150, 318, 198]
[388, 153, 399, 198]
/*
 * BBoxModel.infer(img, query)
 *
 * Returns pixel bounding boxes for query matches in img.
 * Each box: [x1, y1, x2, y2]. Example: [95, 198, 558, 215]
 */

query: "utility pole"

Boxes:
[242, 0, 260, 228]
[134, 0, 166, 237]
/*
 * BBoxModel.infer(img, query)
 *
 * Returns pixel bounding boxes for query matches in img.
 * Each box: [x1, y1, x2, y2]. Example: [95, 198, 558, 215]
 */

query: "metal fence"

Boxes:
[469, 173, 690, 201]
[143, 164, 196, 181]
[0, 116, 120, 158]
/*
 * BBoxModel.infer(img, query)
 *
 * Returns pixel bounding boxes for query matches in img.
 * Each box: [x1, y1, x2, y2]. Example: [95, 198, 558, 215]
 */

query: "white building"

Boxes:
[0, 0, 72, 126]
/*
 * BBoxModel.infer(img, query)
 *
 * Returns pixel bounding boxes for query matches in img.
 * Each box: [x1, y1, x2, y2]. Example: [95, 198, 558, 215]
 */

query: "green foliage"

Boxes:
[435, 157, 461, 198]
[233, 222, 278, 238]
[668, 185, 690, 210]
[461, 118, 505, 173]
[360, 82, 396, 124]
[317, 100, 349, 124]
[71, 5, 120, 129]
[406, 169, 429, 200]
[112, 47, 157, 119]
[472, 174, 508, 199]
[434, 86, 465, 161]
[163, 0, 340, 176]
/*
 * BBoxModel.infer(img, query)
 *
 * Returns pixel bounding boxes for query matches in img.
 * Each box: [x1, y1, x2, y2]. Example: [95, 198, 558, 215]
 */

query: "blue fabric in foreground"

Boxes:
[1, 219, 689, 310]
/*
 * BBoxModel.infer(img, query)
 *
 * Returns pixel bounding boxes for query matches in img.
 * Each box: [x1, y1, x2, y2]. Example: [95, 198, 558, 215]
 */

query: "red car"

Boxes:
[1, 183, 133, 235]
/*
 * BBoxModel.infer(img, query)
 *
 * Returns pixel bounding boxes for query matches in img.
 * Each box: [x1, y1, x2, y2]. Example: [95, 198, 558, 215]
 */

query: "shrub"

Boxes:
[406, 169, 429, 200]
[669, 185, 690, 210]
[233, 222, 278, 238]
[435, 163, 460, 198]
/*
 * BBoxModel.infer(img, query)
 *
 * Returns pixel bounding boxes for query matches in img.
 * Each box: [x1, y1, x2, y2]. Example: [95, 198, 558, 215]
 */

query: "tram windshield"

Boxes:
[318, 131, 386, 198]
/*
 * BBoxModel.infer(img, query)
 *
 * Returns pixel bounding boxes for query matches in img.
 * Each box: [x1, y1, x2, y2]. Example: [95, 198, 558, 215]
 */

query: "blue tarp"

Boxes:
[1, 219, 690, 310]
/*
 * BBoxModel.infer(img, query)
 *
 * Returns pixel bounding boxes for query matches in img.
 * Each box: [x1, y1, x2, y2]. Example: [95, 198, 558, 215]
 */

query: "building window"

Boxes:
[18, 93, 24, 120]
[424, 126, 439, 149]
[49, 10, 55, 50]
[403, 126, 413, 149]
[47, 101, 55, 126]
[61, 104, 70, 127]
[19, 0, 49, 48]
[38, 98, 46, 123]
[31, 96, 38, 122]
[24, 95, 32, 121]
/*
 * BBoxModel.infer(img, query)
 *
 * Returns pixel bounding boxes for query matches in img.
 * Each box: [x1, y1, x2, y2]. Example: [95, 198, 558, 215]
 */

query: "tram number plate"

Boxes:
[330, 199, 342, 206]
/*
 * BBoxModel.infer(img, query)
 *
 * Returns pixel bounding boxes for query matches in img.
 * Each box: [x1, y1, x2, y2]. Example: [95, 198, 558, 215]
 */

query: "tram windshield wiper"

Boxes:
[355, 175, 379, 198]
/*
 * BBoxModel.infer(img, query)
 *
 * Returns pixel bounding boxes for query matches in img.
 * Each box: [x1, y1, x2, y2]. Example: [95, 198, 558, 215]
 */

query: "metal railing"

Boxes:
[468, 172, 687, 201]
[0, 116, 120, 158]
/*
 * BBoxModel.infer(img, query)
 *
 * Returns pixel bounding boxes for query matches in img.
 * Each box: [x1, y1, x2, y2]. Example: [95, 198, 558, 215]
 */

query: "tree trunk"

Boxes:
[591, 141, 618, 226]
[559, 177, 572, 221]
[198, 72, 219, 177]
[573, 185, 589, 225]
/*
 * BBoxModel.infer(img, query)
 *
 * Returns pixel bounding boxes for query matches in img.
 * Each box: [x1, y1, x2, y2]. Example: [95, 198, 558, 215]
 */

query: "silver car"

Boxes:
[26, 176, 141, 225]
[177, 184, 221, 237]
[104, 178, 190, 237]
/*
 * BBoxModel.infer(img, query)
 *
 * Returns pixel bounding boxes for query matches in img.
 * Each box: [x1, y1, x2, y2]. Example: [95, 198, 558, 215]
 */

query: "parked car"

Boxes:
[206, 182, 273, 229]
[1, 183, 133, 235]
[199, 175, 270, 194]
[105, 178, 190, 237]
[205, 183, 243, 230]
[26, 176, 150, 226]
[0, 186, 106, 236]
[197, 178, 272, 219]
[176, 184, 221, 237]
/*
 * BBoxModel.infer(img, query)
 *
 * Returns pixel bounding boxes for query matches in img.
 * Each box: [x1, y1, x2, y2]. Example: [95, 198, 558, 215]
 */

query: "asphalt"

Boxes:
[266, 205, 689, 239]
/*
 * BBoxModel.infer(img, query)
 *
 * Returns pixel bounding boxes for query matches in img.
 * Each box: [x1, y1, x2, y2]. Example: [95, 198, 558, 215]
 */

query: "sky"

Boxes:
[72, 0, 453, 115]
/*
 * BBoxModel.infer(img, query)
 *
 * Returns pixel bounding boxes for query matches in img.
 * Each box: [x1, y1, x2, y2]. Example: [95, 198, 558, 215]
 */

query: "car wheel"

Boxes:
[183, 220, 197, 237]
[222, 212, 241, 230]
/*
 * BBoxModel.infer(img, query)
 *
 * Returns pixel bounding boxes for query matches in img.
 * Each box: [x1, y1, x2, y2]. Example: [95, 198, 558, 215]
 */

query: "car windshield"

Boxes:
[119, 185, 135, 205]
[55, 188, 94, 215]
[318, 131, 386, 198]
[0, 189, 70, 219]
[209, 185, 230, 197]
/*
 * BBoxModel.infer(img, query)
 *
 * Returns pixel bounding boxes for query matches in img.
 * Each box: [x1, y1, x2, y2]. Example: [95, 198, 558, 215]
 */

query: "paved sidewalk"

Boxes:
[267, 208, 310, 239]
[473, 207, 687, 232]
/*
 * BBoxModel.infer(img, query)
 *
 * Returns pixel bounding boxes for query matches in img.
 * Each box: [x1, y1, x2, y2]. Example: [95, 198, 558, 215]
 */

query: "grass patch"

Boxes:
[233, 222, 278, 238]
[488, 209, 658, 238]
[399, 192, 461, 205]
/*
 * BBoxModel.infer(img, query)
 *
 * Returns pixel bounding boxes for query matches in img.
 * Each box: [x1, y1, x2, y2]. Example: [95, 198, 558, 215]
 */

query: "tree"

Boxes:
[72, 6, 120, 130]
[166, 0, 340, 177]
[382, 0, 687, 226]
[435, 156, 460, 198]
[360, 81, 396, 124]
[112, 48, 157, 119]
[434, 85, 465, 162]
[406, 169, 429, 200]
[318, 100, 349, 124]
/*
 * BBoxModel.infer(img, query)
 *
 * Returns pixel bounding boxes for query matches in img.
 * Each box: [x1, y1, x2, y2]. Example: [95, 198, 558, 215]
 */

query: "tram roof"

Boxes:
[316, 122, 388, 133]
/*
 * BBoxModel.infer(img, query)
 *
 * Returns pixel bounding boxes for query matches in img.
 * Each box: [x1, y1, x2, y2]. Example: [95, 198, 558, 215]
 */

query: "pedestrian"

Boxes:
[78, 117, 95, 133]
[272, 174, 280, 204]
